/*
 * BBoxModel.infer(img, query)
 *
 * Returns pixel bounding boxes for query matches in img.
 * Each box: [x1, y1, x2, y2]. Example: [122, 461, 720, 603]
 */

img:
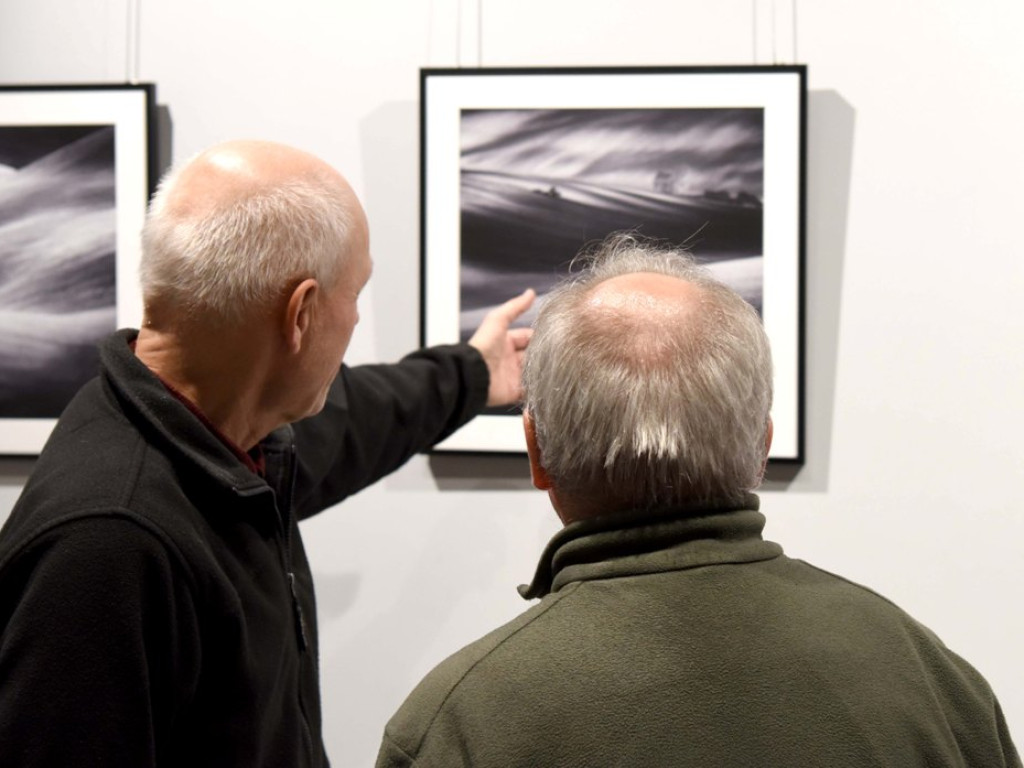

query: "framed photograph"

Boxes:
[0, 83, 155, 455]
[421, 66, 805, 463]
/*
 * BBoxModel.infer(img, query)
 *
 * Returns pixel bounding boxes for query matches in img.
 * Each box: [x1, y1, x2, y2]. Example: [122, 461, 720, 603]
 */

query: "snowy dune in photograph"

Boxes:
[0, 126, 116, 417]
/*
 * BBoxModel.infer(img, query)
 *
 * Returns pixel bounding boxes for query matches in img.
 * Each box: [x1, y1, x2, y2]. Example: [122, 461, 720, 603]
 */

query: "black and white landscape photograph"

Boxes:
[458, 107, 765, 339]
[0, 124, 117, 418]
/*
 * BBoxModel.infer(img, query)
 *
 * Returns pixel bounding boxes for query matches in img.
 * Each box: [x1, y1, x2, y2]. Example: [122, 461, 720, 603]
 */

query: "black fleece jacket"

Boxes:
[0, 329, 489, 767]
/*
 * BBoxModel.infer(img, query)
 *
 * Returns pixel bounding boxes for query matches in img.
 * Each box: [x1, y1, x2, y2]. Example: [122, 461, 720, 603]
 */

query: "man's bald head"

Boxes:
[523, 234, 773, 512]
[161, 140, 356, 219]
[580, 272, 703, 370]
[140, 140, 367, 326]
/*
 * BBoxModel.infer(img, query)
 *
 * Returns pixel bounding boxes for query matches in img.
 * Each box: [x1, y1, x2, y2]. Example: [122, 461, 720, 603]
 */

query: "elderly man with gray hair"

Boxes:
[377, 234, 1020, 768]
[0, 139, 533, 767]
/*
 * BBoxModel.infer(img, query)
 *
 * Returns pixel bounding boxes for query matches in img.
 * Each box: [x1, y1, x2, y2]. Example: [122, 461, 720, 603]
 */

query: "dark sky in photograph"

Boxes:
[461, 108, 764, 196]
[0, 125, 107, 169]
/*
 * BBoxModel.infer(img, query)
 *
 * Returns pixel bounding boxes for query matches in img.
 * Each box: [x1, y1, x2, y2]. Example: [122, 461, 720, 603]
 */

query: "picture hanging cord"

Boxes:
[752, 0, 757, 61]
[453, 0, 483, 68]
[772, 0, 778, 63]
[125, 0, 142, 83]
[456, 0, 462, 67]
[456, 1, 801, 69]
[426, 0, 435, 67]
[752, 0, 799, 64]
[440, 1, 798, 70]
[792, 0, 798, 63]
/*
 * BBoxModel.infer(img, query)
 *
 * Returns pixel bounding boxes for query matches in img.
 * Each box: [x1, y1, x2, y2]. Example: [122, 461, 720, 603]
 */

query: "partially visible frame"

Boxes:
[421, 66, 805, 463]
[0, 83, 155, 455]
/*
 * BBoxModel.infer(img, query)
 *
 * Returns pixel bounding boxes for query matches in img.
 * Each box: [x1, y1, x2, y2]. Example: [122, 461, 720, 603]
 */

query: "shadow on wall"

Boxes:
[154, 105, 174, 185]
[762, 89, 855, 494]
[429, 452, 533, 491]
[359, 101, 423, 363]
[0, 458, 35, 488]
[320, 506, 512, 747]
[357, 92, 857, 496]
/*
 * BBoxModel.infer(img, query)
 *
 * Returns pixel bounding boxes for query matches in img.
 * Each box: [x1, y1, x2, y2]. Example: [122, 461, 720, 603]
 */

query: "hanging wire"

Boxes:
[456, 0, 462, 68]
[125, 0, 142, 83]
[754, 0, 799, 65]
[426, 0, 435, 65]
[771, 0, 778, 64]
[751, 0, 758, 63]
[792, 0, 799, 62]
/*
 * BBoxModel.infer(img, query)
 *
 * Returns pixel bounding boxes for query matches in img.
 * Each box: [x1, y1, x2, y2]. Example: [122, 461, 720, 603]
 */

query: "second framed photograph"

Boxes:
[0, 83, 155, 455]
[421, 65, 805, 463]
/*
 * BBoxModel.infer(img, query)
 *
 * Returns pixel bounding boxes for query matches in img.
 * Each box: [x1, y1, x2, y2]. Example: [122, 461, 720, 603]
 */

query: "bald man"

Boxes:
[376, 234, 1020, 768]
[0, 140, 532, 767]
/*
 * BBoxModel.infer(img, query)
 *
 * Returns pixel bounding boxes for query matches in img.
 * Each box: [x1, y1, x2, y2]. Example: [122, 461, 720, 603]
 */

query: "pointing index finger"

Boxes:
[497, 288, 536, 323]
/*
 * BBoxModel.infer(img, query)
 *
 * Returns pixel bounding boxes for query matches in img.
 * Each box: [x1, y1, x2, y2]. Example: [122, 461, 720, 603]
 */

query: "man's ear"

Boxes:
[283, 278, 319, 353]
[523, 410, 553, 491]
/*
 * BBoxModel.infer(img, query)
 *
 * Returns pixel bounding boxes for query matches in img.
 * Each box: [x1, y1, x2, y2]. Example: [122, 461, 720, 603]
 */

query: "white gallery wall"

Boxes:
[2, 1, 1022, 764]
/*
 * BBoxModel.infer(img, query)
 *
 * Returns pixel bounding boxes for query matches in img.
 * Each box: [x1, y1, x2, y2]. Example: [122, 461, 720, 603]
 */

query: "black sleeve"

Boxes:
[290, 344, 489, 519]
[0, 515, 200, 767]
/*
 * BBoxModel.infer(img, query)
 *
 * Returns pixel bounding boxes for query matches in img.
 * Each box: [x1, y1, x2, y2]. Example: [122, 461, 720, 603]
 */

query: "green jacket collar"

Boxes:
[521, 494, 783, 599]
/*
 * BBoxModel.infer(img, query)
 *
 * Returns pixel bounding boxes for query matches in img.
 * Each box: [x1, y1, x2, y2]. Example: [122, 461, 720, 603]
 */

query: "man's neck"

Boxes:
[134, 323, 281, 450]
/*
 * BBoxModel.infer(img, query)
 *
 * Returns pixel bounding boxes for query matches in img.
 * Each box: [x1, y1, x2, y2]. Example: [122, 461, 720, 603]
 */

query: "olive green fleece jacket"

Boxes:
[377, 499, 1020, 767]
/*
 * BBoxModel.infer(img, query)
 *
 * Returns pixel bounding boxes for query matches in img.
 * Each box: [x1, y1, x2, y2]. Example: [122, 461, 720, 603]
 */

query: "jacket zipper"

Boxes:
[278, 443, 317, 763]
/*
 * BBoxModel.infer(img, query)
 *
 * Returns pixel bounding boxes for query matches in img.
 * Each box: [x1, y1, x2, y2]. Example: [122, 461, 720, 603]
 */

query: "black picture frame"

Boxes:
[420, 66, 805, 463]
[0, 83, 156, 455]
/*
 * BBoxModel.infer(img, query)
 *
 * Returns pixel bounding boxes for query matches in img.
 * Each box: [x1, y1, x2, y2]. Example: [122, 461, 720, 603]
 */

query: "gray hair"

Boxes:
[523, 233, 773, 508]
[140, 160, 353, 323]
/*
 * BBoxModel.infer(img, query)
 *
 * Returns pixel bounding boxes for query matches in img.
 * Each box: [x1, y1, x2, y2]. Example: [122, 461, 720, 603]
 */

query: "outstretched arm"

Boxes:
[291, 288, 536, 517]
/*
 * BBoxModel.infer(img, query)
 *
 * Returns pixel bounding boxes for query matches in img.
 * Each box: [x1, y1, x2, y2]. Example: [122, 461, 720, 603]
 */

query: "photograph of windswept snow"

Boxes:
[459, 108, 764, 340]
[0, 124, 116, 418]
